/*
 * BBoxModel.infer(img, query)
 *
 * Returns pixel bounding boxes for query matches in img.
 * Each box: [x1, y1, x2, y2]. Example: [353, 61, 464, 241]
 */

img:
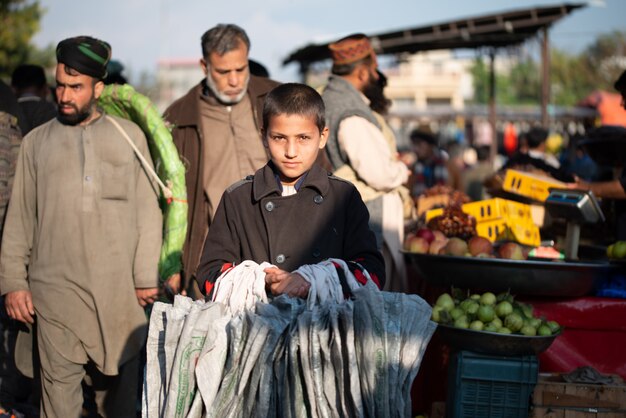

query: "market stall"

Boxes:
[403, 168, 626, 417]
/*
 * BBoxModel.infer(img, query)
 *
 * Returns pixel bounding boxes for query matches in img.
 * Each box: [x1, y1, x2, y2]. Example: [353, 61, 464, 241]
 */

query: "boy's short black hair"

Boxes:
[524, 127, 548, 149]
[262, 83, 326, 133]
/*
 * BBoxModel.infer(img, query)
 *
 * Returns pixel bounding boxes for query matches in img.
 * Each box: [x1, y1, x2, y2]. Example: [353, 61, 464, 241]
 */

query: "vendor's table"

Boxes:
[407, 261, 626, 416]
[528, 296, 626, 380]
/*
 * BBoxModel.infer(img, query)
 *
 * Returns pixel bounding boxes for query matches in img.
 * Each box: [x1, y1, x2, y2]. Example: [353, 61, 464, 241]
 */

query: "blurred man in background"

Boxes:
[11, 64, 56, 136]
[569, 69, 626, 239]
[408, 129, 449, 198]
[0, 79, 33, 418]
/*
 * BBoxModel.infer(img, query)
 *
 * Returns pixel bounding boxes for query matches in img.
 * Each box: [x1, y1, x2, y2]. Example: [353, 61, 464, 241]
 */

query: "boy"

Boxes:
[196, 83, 384, 298]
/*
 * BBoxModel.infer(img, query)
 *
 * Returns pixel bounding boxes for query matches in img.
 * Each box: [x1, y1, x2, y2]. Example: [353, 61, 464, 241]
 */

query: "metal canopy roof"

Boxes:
[283, 3, 585, 69]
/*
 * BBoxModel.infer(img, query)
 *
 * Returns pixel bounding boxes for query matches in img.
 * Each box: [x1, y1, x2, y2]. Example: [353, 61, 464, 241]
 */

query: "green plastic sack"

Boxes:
[99, 84, 187, 281]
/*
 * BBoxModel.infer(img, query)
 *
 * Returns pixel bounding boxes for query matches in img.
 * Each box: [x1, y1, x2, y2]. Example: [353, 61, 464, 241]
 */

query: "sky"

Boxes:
[33, 0, 626, 83]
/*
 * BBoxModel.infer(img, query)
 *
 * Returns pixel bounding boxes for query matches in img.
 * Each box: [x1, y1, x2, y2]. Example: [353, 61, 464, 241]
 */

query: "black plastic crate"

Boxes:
[446, 350, 538, 418]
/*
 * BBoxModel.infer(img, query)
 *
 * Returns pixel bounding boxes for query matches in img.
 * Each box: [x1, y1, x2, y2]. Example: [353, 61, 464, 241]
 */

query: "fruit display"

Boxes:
[422, 184, 471, 207]
[404, 226, 528, 260]
[431, 289, 561, 337]
[426, 205, 477, 240]
[416, 185, 472, 217]
[404, 227, 447, 255]
[424, 198, 542, 247]
[607, 240, 626, 260]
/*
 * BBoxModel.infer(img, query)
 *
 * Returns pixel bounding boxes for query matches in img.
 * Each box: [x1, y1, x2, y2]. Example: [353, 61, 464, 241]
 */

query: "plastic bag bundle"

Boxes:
[164, 302, 227, 418]
[143, 260, 436, 418]
[210, 261, 272, 315]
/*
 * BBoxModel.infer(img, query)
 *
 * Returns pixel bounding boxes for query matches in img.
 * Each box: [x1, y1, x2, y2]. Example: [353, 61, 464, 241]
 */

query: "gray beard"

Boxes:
[205, 74, 249, 105]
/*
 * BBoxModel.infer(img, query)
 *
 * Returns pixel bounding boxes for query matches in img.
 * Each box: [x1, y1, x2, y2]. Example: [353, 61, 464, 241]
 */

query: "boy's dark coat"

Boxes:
[197, 163, 385, 288]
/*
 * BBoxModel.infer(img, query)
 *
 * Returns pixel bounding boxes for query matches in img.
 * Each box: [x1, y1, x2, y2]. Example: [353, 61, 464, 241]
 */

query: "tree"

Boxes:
[0, 0, 47, 79]
[468, 55, 514, 105]
[551, 31, 626, 106]
[507, 56, 540, 105]
[579, 30, 626, 91]
[468, 30, 626, 107]
[469, 56, 489, 104]
[550, 49, 588, 106]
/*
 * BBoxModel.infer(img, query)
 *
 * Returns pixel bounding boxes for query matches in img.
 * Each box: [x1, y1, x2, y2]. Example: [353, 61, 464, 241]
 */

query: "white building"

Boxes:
[155, 58, 203, 112]
[385, 50, 474, 111]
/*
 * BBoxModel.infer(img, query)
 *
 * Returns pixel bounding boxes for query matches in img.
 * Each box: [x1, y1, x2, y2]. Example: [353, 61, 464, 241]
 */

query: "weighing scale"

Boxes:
[544, 189, 605, 260]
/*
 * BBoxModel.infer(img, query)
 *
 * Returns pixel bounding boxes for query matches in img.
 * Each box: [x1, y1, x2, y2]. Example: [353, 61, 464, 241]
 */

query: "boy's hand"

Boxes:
[163, 273, 186, 300]
[264, 267, 310, 298]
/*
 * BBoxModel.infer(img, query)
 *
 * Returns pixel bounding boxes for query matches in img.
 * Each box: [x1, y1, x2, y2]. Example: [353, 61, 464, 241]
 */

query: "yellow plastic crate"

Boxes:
[507, 222, 541, 247]
[476, 219, 541, 246]
[502, 169, 566, 202]
[416, 194, 449, 217]
[476, 219, 508, 242]
[425, 198, 534, 224]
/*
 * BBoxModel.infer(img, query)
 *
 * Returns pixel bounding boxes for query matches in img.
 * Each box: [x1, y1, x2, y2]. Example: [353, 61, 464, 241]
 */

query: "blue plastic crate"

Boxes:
[446, 350, 538, 418]
[596, 274, 626, 299]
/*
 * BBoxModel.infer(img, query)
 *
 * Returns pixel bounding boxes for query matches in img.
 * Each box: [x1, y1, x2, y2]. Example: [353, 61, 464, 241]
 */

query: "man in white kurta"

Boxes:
[0, 36, 162, 417]
[322, 34, 409, 292]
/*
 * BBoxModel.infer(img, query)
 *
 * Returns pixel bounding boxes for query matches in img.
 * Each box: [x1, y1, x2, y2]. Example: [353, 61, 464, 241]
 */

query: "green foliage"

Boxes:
[550, 49, 588, 106]
[468, 55, 533, 105]
[507, 57, 540, 104]
[469, 30, 626, 107]
[469, 57, 489, 104]
[580, 30, 626, 90]
[0, 0, 53, 80]
[551, 32, 626, 105]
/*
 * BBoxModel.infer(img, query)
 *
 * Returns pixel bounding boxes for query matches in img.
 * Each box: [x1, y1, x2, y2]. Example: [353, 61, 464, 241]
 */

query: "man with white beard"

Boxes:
[164, 24, 280, 298]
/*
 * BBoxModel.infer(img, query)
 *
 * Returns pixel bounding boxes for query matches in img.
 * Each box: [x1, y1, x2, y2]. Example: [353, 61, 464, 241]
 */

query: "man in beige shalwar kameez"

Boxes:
[0, 36, 162, 418]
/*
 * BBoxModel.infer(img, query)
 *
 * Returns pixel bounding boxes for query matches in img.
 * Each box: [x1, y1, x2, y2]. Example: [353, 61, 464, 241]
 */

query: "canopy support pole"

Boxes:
[489, 50, 497, 162]
[541, 26, 551, 128]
